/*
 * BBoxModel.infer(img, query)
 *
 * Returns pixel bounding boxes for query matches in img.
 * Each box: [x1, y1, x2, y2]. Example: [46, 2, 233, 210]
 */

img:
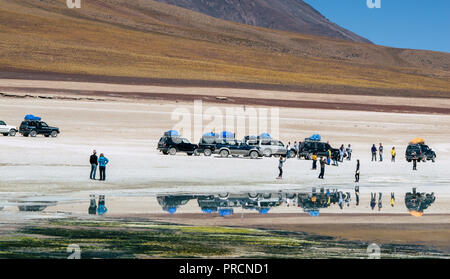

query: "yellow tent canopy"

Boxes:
[409, 210, 423, 217]
[409, 138, 425, 144]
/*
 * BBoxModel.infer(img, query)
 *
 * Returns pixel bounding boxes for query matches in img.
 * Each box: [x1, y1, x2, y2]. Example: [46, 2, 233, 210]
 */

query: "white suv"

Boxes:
[0, 120, 18, 136]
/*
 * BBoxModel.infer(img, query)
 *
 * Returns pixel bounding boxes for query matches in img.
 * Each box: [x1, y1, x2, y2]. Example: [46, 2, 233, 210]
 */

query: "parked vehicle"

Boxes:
[0, 120, 17, 136]
[405, 143, 436, 162]
[19, 116, 60, 137]
[297, 138, 339, 159]
[157, 135, 199, 156]
[197, 133, 223, 156]
[244, 136, 287, 157]
[215, 138, 262, 159]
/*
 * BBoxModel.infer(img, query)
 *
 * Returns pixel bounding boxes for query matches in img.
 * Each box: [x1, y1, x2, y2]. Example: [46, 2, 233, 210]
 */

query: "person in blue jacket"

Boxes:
[98, 153, 109, 181]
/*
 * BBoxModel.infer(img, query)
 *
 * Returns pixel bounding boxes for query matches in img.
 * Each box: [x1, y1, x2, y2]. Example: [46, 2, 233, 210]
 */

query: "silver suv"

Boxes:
[245, 137, 286, 157]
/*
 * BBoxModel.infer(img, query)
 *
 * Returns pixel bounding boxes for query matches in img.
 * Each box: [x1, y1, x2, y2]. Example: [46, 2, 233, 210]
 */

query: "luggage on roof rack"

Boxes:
[164, 130, 179, 137]
[24, 114, 41, 121]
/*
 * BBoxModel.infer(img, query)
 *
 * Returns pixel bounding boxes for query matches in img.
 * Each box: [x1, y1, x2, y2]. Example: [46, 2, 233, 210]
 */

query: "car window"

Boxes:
[0, 121, 5, 125]
[172, 137, 182, 144]
[278, 141, 284, 147]
[226, 139, 236, 145]
[40, 122, 48, 127]
[181, 138, 190, 144]
[159, 137, 166, 143]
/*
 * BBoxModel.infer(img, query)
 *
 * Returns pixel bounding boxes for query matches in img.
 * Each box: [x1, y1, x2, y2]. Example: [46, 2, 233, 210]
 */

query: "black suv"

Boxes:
[214, 139, 262, 159]
[19, 120, 60, 137]
[157, 136, 199, 156]
[405, 144, 436, 162]
[197, 135, 224, 156]
[298, 139, 339, 160]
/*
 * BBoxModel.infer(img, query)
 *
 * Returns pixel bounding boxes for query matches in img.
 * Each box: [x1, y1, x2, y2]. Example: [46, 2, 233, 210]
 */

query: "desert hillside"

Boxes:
[0, 0, 449, 97]
[155, 0, 371, 43]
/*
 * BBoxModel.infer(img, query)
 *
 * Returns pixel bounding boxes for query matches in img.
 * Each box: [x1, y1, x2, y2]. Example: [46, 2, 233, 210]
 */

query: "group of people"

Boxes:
[371, 143, 396, 162]
[89, 150, 110, 181]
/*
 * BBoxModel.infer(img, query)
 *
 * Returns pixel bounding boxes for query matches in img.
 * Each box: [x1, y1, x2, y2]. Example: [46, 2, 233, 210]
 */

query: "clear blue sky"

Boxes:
[304, 0, 450, 53]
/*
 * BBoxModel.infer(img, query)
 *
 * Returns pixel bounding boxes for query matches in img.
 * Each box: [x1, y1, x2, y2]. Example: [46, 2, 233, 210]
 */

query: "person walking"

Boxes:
[379, 143, 384, 162]
[327, 149, 331, 165]
[318, 157, 325, 179]
[277, 156, 286, 179]
[391, 147, 396, 162]
[312, 152, 317, 170]
[371, 144, 377, 161]
[355, 159, 360, 183]
[98, 153, 109, 181]
[89, 150, 98, 180]
[346, 144, 352, 161]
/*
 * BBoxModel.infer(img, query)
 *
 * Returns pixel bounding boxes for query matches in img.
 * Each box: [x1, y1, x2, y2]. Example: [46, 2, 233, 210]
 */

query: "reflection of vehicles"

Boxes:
[215, 139, 262, 159]
[405, 144, 436, 162]
[14, 201, 57, 211]
[157, 136, 199, 156]
[19, 120, 60, 137]
[405, 188, 435, 215]
[0, 120, 18, 136]
[157, 195, 197, 214]
[298, 139, 339, 160]
[245, 136, 287, 157]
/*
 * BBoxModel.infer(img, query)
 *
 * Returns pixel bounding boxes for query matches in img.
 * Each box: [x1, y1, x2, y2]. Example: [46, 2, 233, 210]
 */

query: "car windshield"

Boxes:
[0, 121, 5, 125]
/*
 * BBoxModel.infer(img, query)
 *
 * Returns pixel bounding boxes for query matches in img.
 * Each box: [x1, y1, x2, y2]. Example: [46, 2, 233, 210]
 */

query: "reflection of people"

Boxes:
[370, 193, 376, 210]
[379, 143, 384, 162]
[355, 186, 360, 206]
[355, 159, 360, 182]
[378, 193, 382, 211]
[390, 193, 395, 207]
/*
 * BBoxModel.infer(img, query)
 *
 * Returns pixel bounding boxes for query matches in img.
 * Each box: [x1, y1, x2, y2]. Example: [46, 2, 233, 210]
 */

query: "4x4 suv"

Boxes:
[0, 120, 17, 136]
[245, 136, 287, 157]
[197, 135, 223, 156]
[298, 139, 339, 160]
[157, 136, 199, 156]
[215, 139, 262, 159]
[19, 120, 60, 137]
[405, 144, 436, 162]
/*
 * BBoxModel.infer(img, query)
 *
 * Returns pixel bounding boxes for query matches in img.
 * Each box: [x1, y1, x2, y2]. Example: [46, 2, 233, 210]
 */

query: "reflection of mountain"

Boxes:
[405, 189, 435, 214]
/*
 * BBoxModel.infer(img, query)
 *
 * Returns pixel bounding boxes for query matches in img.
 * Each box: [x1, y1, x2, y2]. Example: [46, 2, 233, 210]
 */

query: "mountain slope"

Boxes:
[155, 0, 371, 43]
[0, 0, 449, 97]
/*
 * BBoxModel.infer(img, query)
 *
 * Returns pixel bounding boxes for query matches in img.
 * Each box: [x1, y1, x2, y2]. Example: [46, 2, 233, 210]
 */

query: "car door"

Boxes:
[0, 121, 6, 133]
[39, 122, 50, 134]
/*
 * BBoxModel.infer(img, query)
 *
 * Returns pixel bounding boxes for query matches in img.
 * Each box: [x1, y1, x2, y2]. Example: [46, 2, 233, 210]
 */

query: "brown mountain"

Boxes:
[0, 0, 449, 98]
[155, 0, 372, 43]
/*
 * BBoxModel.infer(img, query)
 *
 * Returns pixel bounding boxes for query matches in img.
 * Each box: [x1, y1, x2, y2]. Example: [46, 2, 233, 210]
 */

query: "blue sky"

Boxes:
[304, 0, 450, 53]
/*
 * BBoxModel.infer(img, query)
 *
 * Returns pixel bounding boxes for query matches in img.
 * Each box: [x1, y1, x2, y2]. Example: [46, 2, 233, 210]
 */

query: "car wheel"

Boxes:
[249, 151, 258, 159]
[263, 193, 272, 199]
[162, 151, 169, 155]
[263, 149, 272, 157]
[2, 133, 8, 136]
[169, 147, 177, 155]
[44, 135, 50, 137]
[23, 133, 29, 137]
[218, 193, 229, 199]
[248, 193, 259, 199]
[50, 131, 58, 137]
[9, 130, 16, 136]
[187, 152, 193, 156]
[290, 151, 296, 158]
[194, 149, 200, 156]
[204, 149, 212, 156]
[30, 130, 37, 137]
[220, 149, 229, 158]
